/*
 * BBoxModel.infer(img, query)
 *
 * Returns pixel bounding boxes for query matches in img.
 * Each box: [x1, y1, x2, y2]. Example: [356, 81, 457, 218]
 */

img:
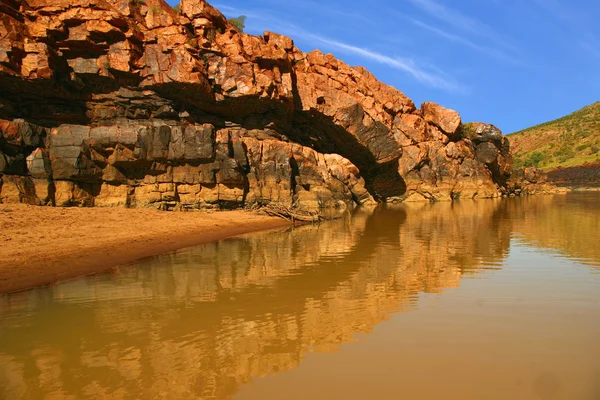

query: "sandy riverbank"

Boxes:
[0, 204, 290, 294]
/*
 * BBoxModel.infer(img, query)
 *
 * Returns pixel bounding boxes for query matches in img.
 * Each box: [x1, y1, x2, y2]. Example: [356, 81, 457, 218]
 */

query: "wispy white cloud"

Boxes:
[303, 33, 463, 92]
[407, 0, 482, 33]
[530, 0, 597, 63]
[408, 18, 522, 64]
[406, 0, 516, 51]
[262, 0, 372, 24]
[214, 1, 371, 27]
[530, 0, 579, 25]
[212, 3, 262, 19]
[579, 39, 600, 59]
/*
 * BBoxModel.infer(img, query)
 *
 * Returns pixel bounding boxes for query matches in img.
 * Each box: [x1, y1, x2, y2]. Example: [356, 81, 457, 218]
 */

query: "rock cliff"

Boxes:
[0, 0, 513, 210]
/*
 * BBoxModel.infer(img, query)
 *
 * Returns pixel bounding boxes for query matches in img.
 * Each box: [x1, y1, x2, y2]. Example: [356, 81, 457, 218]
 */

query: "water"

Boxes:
[0, 193, 599, 400]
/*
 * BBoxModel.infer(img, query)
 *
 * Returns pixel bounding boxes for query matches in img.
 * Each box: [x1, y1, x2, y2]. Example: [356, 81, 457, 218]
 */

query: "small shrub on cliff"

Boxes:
[459, 122, 477, 139]
[525, 151, 545, 168]
[554, 146, 575, 163]
[229, 15, 247, 33]
[173, 3, 180, 13]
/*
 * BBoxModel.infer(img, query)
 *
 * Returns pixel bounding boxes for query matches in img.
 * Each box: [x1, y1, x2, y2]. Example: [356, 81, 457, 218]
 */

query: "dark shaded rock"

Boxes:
[476, 142, 500, 165]
[168, 124, 214, 162]
[464, 122, 504, 144]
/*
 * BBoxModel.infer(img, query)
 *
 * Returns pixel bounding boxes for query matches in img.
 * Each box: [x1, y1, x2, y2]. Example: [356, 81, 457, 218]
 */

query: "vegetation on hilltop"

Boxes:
[229, 15, 246, 32]
[508, 102, 600, 170]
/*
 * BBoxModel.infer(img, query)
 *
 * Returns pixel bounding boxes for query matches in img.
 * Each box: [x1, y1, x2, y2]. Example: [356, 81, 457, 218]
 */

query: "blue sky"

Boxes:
[168, 0, 600, 134]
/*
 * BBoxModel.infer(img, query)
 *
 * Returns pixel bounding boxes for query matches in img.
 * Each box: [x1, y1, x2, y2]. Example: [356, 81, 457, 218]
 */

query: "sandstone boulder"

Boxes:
[421, 102, 461, 138]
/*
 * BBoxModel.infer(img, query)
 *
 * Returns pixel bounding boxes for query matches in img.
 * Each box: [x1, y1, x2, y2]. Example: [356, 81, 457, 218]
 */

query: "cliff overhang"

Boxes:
[0, 0, 514, 210]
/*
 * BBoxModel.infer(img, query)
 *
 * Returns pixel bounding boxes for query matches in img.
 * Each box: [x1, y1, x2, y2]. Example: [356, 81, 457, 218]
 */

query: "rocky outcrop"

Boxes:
[504, 166, 567, 196]
[0, 0, 513, 210]
[396, 121, 512, 202]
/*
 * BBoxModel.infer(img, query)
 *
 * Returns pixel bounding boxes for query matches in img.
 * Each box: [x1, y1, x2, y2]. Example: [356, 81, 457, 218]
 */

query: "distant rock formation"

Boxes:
[0, 0, 513, 210]
[504, 166, 568, 196]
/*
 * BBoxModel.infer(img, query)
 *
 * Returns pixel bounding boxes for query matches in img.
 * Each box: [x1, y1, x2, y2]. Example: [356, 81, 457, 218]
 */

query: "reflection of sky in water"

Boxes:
[0, 193, 599, 399]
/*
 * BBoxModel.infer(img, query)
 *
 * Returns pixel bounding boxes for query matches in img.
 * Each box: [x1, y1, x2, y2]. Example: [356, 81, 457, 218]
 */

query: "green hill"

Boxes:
[508, 102, 600, 170]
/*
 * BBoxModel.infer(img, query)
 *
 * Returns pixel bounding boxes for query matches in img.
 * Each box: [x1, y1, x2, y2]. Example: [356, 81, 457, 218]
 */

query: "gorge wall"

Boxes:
[0, 0, 513, 210]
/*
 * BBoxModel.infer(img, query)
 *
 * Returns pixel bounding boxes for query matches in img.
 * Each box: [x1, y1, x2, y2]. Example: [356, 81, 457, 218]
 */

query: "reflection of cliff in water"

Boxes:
[509, 193, 600, 269]
[0, 200, 512, 399]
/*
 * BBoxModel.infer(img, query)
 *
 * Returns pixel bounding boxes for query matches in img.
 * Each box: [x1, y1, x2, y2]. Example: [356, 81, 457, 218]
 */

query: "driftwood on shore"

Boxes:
[248, 204, 324, 223]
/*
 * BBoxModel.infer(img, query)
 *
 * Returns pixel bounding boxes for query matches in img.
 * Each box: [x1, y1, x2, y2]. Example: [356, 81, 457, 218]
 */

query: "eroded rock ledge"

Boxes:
[0, 0, 513, 210]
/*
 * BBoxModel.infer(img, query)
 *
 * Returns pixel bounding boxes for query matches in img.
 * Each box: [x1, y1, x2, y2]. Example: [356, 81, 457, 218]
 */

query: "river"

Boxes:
[1, 193, 599, 399]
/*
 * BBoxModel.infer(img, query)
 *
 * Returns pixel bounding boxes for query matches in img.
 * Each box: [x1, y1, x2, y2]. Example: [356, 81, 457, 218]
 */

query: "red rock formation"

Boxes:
[0, 0, 513, 209]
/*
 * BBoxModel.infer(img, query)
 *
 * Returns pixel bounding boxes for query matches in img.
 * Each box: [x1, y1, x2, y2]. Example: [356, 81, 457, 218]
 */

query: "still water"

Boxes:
[1, 193, 599, 400]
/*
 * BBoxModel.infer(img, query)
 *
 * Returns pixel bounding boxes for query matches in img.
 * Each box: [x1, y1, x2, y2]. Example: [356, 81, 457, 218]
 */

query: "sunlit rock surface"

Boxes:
[0, 0, 515, 209]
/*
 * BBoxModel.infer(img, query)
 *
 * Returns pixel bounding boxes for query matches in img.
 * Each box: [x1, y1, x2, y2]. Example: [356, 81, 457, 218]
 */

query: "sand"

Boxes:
[0, 204, 289, 294]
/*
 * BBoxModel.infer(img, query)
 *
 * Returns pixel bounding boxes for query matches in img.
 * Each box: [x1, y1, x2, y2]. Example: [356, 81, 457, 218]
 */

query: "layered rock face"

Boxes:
[0, 0, 512, 209]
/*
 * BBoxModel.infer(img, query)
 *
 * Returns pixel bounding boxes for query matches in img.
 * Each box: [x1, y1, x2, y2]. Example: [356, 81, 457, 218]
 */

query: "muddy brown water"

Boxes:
[1, 193, 599, 400]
